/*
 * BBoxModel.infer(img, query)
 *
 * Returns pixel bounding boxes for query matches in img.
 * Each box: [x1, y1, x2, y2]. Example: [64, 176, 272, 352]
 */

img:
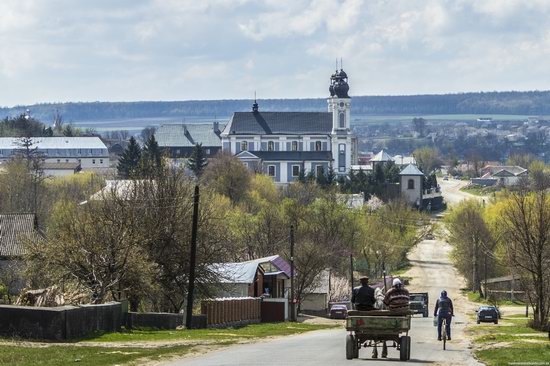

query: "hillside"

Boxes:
[2, 91, 550, 122]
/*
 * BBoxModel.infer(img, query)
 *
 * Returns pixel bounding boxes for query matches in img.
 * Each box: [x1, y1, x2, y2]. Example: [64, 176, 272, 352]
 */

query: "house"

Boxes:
[479, 165, 528, 186]
[399, 164, 424, 207]
[221, 68, 358, 184]
[89, 180, 152, 201]
[155, 122, 224, 165]
[0, 137, 109, 170]
[351, 151, 415, 172]
[208, 255, 293, 321]
[301, 269, 330, 313]
[0, 214, 44, 294]
[43, 162, 81, 177]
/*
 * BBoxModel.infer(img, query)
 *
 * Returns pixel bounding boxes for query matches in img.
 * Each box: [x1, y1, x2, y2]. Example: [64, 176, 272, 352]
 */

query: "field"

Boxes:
[351, 114, 531, 125]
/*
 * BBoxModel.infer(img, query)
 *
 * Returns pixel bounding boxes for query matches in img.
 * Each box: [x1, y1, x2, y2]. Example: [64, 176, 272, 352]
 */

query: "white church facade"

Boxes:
[220, 68, 357, 184]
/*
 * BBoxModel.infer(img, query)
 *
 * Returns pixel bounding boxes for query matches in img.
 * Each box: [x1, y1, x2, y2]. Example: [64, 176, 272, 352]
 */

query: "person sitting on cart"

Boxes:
[383, 278, 410, 313]
[434, 290, 454, 341]
[351, 276, 376, 311]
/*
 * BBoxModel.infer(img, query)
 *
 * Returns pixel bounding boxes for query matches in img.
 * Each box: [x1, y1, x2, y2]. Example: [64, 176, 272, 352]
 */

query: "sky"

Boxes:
[1, 0, 550, 106]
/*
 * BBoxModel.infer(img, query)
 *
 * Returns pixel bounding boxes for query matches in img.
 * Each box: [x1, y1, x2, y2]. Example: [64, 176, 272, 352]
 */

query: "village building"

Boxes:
[0, 137, 109, 171]
[220, 69, 358, 184]
[155, 122, 224, 165]
[474, 165, 528, 187]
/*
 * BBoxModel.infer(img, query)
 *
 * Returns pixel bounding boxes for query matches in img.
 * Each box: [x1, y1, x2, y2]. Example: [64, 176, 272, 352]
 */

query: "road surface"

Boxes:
[165, 238, 482, 366]
[439, 178, 486, 206]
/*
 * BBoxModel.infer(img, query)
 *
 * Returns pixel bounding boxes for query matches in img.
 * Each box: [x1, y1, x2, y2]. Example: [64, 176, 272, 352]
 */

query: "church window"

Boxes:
[268, 141, 274, 151]
[339, 143, 345, 153]
[292, 141, 298, 151]
[268, 165, 276, 177]
[316, 165, 324, 177]
[408, 179, 415, 190]
[292, 165, 300, 177]
[315, 141, 322, 151]
[339, 113, 345, 128]
[241, 141, 248, 151]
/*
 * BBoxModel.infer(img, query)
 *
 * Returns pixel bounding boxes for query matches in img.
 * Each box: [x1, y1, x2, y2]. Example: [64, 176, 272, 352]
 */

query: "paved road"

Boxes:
[165, 239, 482, 366]
[439, 178, 486, 206]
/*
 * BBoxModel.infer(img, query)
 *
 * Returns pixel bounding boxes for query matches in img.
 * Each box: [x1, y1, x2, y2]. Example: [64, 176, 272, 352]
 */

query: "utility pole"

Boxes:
[349, 253, 354, 294]
[484, 252, 488, 299]
[382, 258, 387, 293]
[290, 225, 296, 322]
[186, 185, 200, 329]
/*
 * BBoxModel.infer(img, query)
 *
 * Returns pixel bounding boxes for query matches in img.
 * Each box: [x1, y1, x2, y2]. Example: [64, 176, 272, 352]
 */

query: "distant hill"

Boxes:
[2, 91, 550, 123]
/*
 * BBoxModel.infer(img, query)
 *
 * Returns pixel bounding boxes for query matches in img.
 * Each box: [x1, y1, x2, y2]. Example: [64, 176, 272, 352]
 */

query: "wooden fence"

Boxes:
[201, 297, 261, 327]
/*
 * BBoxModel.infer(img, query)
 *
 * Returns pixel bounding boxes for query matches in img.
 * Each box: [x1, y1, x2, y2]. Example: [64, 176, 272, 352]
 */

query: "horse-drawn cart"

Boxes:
[345, 310, 412, 361]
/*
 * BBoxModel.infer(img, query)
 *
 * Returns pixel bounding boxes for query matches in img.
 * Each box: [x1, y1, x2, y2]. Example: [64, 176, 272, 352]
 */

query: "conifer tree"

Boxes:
[187, 143, 208, 177]
[117, 136, 142, 178]
[141, 135, 163, 178]
[326, 165, 336, 186]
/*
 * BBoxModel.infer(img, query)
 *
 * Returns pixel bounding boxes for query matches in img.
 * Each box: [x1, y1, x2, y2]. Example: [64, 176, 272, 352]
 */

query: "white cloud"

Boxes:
[1, 0, 550, 105]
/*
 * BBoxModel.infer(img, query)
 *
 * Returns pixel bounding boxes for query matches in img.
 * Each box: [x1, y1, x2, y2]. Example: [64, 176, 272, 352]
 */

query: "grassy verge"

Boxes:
[88, 322, 337, 342]
[0, 344, 192, 366]
[469, 315, 550, 366]
[459, 185, 487, 196]
[463, 290, 525, 307]
[0, 322, 337, 366]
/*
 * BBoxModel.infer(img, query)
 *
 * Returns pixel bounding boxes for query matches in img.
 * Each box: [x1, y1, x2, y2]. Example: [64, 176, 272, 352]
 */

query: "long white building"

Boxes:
[0, 137, 109, 169]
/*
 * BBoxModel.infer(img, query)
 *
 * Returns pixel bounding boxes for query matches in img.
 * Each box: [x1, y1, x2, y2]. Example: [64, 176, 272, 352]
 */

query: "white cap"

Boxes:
[393, 278, 402, 286]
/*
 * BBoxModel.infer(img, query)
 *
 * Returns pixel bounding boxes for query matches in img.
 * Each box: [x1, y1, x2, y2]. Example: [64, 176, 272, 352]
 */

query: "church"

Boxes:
[220, 68, 358, 184]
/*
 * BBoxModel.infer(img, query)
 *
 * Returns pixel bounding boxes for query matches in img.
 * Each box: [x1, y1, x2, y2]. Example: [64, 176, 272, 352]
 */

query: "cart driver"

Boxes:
[351, 276, 376, 311]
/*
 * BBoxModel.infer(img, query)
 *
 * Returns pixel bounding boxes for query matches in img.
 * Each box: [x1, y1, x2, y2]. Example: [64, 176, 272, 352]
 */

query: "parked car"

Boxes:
[329, 304, 348, 319]
[476, 305, 499, 324]
[443, 176, 449, 180]
[409, 292, 429, 317]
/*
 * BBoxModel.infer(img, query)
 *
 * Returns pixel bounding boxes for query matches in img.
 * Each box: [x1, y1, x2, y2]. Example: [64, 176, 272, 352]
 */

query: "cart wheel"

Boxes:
[406, 336, 411, 360]
[346, 335, 355, 360]
[399, 336, 410, 361]
[494, 319, 498, 325]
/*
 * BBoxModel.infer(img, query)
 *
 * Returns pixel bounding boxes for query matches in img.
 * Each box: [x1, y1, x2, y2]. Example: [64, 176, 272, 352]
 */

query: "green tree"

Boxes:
[140, 135, 163, 178]
[187, 143, 208, 177]
[413, 147, 442, 174]
[202, 152, 251, 204]
[117, 136, 142, 179]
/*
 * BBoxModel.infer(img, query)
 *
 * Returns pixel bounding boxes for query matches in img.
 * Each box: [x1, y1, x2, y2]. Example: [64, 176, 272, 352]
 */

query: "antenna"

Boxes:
[340, 57, 343, 69]
[335, 58, 338, 71]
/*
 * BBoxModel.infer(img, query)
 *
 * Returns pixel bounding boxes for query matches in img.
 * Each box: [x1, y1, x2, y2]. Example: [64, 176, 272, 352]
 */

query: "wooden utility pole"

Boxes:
[186, 185, 200, 328]
[290, 225, 296, 322]
[349, 253, 354, 294]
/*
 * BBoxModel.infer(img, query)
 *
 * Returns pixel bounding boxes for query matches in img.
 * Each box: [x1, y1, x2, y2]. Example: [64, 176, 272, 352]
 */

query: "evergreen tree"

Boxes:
[315, 166, 328, 187]
[306, 170, 316, 183]
[141, 135, 163, 178]
[187, 143, 208, 177]
[117, 136, 142, 178]
[297, 167, 307, 183]
[326, 166, 336, 186]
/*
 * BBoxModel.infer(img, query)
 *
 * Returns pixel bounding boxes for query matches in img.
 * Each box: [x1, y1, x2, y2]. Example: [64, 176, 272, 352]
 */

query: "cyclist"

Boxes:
[434, 290, 454, 341]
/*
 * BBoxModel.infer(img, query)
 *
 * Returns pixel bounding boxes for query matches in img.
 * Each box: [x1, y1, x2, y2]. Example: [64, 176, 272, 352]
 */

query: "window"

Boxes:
[339, 143, 346, 153]
[315, 141, 322, 151]
[292, 141, 298, 151]
[57, 159, 60, 163]
[205, 148, 210, 154]
[65, 159, 69, 163]
[241, 141, 248, 151]
[339, 113, 345, 128]
[268, 141, 274, 151]
[316, 165, 324, 177]
[408, 179, 415, 190]
[292, 165, 300, 177]
[339, 167, 345, 172]
[268, 165, 276, 177]
[92, 159, 96, 164]
[100, 159, 103, 164]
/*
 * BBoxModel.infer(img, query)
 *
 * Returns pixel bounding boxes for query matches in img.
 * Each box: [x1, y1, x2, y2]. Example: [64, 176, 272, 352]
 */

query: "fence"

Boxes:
[0, 302, 122, 340]
[201, 297, 261, 327]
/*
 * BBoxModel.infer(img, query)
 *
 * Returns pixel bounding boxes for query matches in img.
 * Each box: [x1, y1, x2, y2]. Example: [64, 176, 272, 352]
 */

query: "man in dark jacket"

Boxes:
[434, 290, 454, 341]
[351, 276, 376, 311]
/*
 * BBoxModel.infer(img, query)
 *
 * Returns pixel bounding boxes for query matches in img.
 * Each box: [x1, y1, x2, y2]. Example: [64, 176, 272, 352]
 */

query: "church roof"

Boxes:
[371, 150, 392, 162]
[399, 164, 424, 176]
[223, 111, 332, 135]
[236, 150, 333, 161]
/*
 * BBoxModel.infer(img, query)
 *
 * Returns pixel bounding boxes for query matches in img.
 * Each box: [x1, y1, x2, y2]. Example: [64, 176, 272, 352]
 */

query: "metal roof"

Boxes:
[0, 214, 42, 257]
[399, 164, 424, 176]
[0, 137, 107, 150]
[210, 255, 292, 284]
[371, 150, 392, 162]
[224, 112, 332, 135]
[155, 123, 224, 148]
[240, 151, 333, 161]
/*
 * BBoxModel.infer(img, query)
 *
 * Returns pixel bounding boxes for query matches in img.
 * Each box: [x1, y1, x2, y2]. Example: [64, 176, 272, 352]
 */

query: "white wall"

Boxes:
[400, 175, 423, 205]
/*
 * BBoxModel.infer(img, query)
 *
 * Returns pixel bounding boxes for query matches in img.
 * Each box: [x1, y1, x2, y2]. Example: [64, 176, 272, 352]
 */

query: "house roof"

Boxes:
[224, 112, 332, 135]
[371, 150, 392, 162]
[89, 180, 155, 201]
[0, 214, 41, 257]
[482, 165, 527, 177]
[399, 164, 424, 176]
[236, 150, 333, 161]
[0, 137, 107, 150]
[392, 155, 416, 166]
[210, 255, 292, 284]
[155, 123, 224, 148]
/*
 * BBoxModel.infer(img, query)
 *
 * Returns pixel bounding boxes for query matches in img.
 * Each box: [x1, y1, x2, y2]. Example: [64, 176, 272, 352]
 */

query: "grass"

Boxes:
[459, 185, 488, 196]
[463, 290, 525, 307]
[0, 344, 192, 366]
[469, 315, 550, 366]
[88, 322, 337, 342]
